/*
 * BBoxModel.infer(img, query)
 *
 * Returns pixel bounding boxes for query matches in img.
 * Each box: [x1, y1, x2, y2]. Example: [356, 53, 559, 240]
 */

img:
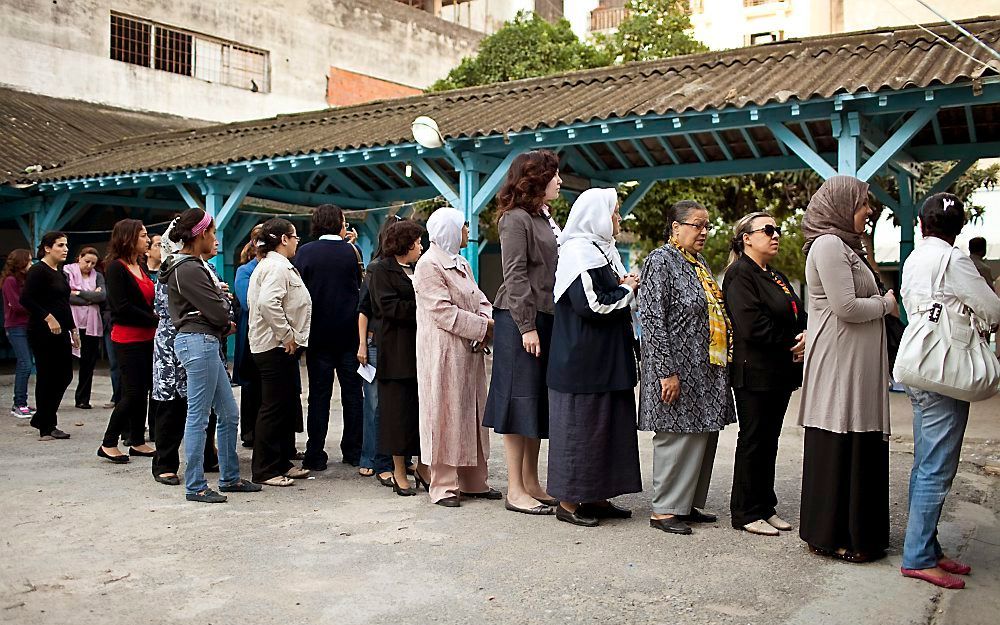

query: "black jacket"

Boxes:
[368, 257, 417, 380]
[722, 254, 806, 391]
[105, 259, 157, 329]
[547, 264, 637, 394]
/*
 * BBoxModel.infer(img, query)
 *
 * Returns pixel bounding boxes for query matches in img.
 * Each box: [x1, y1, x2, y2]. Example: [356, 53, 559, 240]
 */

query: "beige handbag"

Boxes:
[893, 253, 1000, 402]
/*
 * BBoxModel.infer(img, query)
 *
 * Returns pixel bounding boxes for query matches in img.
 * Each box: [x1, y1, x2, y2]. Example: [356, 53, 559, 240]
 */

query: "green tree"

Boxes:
[429, 12, 611, 91]
[600, 0, 708, 62]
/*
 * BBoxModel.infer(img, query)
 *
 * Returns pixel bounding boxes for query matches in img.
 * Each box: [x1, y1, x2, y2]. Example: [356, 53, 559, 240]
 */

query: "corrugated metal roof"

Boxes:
[26, 16, 1000, 183]
[0, 88, 207, 184]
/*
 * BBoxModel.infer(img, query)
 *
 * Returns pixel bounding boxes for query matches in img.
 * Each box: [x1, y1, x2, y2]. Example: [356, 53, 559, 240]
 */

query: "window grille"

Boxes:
[109, 12, 269, 92]
[743, 0, 784, 7]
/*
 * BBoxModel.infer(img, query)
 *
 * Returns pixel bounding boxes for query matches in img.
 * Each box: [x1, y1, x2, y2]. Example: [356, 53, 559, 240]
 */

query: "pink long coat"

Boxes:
[413, 244, 492, 467]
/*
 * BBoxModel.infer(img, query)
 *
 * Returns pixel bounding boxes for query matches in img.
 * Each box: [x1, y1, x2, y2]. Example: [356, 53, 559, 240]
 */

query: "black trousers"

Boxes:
[252, 348, 299, 482]
[239, 357, 262, 445]
[151, 398, 218, 476]
[74, 331, 101, 406]
[730, 388, 792, 527]
[305, 345, 364, 467]
[102, 340, 152, 447]
[28, 328, 73, 434]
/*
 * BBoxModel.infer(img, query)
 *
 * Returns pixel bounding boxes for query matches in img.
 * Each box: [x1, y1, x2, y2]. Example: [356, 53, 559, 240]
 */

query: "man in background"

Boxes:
[969, 236, 994, 286]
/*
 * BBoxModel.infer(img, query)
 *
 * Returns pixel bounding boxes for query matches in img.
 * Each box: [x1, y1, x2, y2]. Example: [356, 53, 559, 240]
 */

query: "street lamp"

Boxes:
[411, 115, 445, 149]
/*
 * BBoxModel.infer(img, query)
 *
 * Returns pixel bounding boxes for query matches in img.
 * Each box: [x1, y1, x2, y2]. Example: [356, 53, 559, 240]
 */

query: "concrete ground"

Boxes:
[1, 364, 998, 625]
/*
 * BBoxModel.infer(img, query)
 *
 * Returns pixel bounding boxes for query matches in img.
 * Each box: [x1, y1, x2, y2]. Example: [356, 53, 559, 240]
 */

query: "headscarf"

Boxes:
[426, 206, 466, 260]
[801, 175, 869, 256]
[553, 188, 625, 302]
[160, 218, 183, 266]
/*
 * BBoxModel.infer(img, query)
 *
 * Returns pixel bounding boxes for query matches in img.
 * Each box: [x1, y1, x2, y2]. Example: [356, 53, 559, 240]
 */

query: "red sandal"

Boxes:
[900, 567, 966, 589]
[938, 558, 972, 575]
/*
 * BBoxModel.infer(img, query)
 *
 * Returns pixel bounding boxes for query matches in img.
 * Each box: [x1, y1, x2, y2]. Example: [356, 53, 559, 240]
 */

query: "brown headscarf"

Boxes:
[801, 175, 870, 256]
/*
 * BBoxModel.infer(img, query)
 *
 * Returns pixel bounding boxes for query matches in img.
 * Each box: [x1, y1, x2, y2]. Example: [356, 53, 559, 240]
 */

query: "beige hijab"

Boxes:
[801, 175, 869, 256]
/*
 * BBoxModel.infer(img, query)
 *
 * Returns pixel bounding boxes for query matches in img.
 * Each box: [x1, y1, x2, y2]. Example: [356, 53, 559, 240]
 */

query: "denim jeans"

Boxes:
[174, 333, 241, 495]
[6, 326, 32, 407]
[902, 386, 970, 570]
[359, 339, 392, 473]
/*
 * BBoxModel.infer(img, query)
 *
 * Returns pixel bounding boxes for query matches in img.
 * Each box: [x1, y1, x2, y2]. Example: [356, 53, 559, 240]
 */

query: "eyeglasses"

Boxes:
[677, 221, 710, 232]
[749, 224, 782, 238]
[286, 234, 300, 240]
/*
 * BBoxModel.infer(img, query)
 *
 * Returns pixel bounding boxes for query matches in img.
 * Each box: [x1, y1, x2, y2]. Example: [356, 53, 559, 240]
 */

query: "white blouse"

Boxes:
[900, 236, 1000, 328]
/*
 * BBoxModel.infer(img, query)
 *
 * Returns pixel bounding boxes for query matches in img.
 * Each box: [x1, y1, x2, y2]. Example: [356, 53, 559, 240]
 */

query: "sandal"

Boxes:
[376, 473, 394, 488]
[413, 468, 430, 492]
[358, 468, 374, 477]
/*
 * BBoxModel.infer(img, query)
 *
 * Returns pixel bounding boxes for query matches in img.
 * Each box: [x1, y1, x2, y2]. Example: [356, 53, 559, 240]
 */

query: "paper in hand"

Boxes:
[357, 363, 376, 383]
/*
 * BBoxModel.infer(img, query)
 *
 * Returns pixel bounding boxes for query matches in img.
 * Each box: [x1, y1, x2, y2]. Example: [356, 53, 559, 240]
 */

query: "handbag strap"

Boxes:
[912, 251, 952, 315]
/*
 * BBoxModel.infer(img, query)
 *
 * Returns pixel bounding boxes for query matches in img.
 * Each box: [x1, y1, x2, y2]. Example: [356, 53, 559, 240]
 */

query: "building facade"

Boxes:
[401, 0, 565, 34]
[0, 0, 483, 122]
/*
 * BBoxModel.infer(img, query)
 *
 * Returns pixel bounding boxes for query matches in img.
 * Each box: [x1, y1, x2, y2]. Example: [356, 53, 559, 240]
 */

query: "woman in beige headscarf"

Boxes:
[798, 175, 898, 563]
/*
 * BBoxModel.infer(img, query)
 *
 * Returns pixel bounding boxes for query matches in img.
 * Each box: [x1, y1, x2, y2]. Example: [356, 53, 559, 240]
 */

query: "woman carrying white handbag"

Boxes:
[896, 192, 1000, 590]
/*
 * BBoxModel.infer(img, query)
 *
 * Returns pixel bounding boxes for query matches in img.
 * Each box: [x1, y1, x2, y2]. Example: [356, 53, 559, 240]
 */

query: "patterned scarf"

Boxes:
[768, 269, 799, 317]
[673, 242, 732, 366]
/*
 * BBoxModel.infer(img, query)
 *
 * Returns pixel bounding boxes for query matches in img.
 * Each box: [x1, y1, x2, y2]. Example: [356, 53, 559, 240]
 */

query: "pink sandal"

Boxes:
[900, 567, 965, 589]
[938, 559, 972, 575]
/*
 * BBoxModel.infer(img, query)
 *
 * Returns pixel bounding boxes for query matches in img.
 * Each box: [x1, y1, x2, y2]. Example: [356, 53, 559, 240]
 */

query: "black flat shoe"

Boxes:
[461, 488, 503, 500]
[75, 402, 92, 410]
[97, 447, 129, 464]
[580, 501, 632, 519]
[391, 477, 416, 497]
[376, 473, 395, 488]
[555, 505, 599, 528]
[302, 461, 328, 472]
[49, 428, 70, 440]
[650, 516, 693, 535]
[535, 496, 559, 506]
[677, 508, 717, 523]
[504, 498, 554, 516]
[435, 496, 461, 507]
[154, 474, 180, 486]
[129, 447, 155, 458]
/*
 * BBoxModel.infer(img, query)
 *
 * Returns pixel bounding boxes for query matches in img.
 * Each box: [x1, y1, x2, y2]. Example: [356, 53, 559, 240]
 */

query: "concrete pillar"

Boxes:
[424, 0, 443, 17]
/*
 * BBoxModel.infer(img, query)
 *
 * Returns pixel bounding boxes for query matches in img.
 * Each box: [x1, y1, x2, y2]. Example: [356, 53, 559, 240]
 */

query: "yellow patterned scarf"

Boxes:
[672, 242, 732, 366]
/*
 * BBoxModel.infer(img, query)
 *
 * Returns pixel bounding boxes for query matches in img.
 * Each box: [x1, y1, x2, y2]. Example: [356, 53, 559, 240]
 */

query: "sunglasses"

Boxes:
[749, 224, 782, 237]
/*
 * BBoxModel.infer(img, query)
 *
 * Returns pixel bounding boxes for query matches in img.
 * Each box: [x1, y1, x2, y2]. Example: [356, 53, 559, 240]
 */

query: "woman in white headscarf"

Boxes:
[412, 207, 500, 507]
[546, 188, 642, 528]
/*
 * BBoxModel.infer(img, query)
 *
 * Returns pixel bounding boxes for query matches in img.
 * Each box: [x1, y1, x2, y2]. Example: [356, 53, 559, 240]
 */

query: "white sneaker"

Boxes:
[10, 405, 31, 419]
[743, 520, 780, 536]
[767, 515, 793, 531]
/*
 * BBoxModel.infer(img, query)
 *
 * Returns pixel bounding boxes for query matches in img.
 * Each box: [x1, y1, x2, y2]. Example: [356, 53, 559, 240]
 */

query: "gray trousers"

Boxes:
[651, 430, 719, 515]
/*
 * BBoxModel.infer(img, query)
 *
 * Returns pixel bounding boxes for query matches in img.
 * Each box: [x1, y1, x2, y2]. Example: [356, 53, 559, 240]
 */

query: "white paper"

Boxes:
[357, 363, 376, 383]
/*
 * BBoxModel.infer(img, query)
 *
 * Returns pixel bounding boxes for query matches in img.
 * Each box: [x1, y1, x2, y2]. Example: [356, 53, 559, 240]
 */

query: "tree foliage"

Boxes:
[430, 12, 611, 91]
[598, 0, 708, 62]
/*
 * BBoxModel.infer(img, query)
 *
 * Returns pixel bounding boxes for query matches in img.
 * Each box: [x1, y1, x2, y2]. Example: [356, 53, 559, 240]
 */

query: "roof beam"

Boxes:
[69, 193, 186, 211]
[630, 139, 657, 167]
[53, 201, 92, 231]
[206, 179, 377, 209]
[856, 107, 936, 181]
[601, 154, 830, 183]
[472, 149, 525, 212]
[653, 136, 680, 164]
[620, 180, 656, 217]
[412, 158, 460, 207]
[766, 122, 838, 179]
[684, 134, 707, 163]
[709, 131, 733, 161]
[739, 128, 761, 158]
[604, 141, 634, 169]
[175, 183, 204, 209]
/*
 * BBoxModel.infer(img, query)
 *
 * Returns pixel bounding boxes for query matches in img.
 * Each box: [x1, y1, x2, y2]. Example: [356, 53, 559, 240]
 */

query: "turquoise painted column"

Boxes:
[896, 171, 916, 324]
[459, 159, 481, 279]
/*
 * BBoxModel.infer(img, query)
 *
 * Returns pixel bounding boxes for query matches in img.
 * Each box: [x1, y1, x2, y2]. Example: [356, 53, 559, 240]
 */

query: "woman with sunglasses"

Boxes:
[722, 213, 806, 536]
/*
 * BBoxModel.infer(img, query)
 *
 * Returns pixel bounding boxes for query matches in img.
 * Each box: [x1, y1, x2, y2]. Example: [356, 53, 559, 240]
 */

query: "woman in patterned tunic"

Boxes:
[638, 200, 736, 536]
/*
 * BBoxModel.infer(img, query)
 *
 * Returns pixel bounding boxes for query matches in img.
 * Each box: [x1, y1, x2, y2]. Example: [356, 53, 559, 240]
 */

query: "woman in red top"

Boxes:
[99, 219, 157, 463]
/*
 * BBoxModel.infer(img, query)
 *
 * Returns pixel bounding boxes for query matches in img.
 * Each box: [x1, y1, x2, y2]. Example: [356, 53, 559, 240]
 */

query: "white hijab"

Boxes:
[427, 206, 466, 260]
[553, 188, 624, 302]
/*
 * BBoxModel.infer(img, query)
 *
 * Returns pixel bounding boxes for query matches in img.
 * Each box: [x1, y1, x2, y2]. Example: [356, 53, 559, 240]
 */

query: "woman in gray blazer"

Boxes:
[638, 200, 736, 536]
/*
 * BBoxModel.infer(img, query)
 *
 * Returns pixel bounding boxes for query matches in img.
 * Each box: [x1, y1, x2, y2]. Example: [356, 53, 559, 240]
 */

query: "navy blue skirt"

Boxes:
[483, 308, 552, 439]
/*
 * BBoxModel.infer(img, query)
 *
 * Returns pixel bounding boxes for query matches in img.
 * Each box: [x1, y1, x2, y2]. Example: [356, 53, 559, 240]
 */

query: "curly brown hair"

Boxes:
[1, 249, 32, 284]
[495, 150, 559, 219]
[381, 220, 424, 258]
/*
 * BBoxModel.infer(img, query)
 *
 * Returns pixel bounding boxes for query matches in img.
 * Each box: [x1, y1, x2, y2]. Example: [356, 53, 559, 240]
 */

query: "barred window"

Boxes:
[109, 12, 269, 92]
[743, 0, 784, 6]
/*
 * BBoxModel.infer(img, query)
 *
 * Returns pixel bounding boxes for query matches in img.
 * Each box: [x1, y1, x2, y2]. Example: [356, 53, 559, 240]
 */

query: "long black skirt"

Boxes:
[483, 308, 553, 439]
[546, 389, 642, 503]
[800, 427, 889, 555]
[378, 377, 420, 456]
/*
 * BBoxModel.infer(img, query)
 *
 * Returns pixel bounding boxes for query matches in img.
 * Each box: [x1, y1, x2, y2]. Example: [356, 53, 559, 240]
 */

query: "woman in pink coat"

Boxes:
[413, 207, 500, 507]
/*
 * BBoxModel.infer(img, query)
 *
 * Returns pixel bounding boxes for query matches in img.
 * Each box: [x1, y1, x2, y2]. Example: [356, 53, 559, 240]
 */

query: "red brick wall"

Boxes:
[327, 67, 421, 107]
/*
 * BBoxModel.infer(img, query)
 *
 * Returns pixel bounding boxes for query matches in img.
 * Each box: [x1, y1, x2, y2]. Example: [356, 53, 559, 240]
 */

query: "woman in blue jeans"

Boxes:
[162, 208, 261, 503]
[898, 192, 1000, 589]
[2, 249, 34, 417]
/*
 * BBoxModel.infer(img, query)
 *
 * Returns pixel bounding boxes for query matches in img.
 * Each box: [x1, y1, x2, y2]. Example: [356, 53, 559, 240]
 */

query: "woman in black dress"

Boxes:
[368, 219, 426, 496]
[723, 212, 806, 536]
[20, 231, 80, 440]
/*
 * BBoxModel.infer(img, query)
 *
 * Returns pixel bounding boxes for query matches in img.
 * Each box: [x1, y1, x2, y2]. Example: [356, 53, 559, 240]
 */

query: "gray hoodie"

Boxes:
[161, 254, 231, 338]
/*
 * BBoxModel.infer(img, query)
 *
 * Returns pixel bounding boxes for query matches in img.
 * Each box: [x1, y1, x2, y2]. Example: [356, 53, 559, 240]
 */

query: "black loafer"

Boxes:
[650, 516, 693, 535]
[302, 462, 328, 472]
[186, 488, 227, 503]
[220, 479, 263, 493]
[677, 508, 717, 524]
[129, 447, 155, 458]
[460, 488, 503, 500]
[49, 428, 70, 440]
[556, 505, 599, 528]
[75, 402, 92, 410]
[97, 447, 129, 464]
[580, 502, 632, 519]
[435, 496, 461, 507]
[504, 498, 554, 516]
[154, 474, 180, 486]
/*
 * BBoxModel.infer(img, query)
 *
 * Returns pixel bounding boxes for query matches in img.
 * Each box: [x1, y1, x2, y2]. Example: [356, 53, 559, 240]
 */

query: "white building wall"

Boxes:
[0, 0, 482, 122]
[439, 0, 536, 34]
[840, 0, 1000, 32]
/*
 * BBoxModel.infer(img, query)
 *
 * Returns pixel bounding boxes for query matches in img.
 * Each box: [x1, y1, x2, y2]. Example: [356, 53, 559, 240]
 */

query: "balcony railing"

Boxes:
[591, 7, 628, 32]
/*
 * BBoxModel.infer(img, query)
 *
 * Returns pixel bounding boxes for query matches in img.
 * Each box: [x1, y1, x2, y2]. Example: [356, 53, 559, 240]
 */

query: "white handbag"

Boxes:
[893, 252, 1000, 402]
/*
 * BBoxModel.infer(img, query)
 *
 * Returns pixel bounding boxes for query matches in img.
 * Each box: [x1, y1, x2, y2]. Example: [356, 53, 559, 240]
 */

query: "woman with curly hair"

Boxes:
[483, 149, 563, 515]
[2, 248, 35, 418]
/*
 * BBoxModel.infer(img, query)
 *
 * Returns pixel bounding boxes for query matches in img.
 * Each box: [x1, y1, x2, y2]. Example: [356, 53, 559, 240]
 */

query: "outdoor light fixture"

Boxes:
[411, 116, 445, 149]
[405, 163, 412, 178]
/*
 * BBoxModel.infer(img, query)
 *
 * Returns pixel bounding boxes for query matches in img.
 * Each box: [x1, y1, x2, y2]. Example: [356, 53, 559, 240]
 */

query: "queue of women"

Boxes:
[5, 149, 999, 592]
